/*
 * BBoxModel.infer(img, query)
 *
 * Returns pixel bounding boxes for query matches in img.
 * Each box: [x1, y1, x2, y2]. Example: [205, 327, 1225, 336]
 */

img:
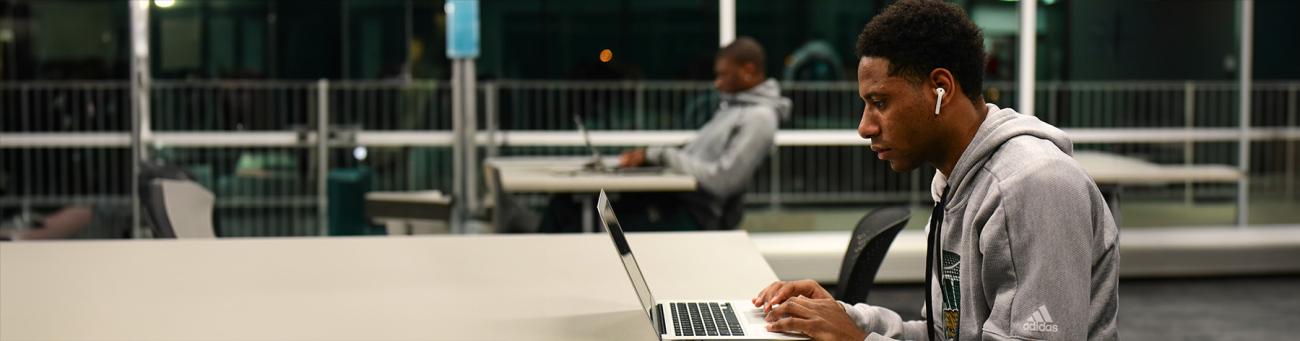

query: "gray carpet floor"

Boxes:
[848, 275, 1300, 340]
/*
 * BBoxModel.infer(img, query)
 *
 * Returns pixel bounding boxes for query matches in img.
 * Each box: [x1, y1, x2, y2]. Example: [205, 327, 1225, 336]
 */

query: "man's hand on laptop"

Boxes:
[752, 279, 833, 313]
[619, 149, 646, 168]
[764, 296, 866, 341]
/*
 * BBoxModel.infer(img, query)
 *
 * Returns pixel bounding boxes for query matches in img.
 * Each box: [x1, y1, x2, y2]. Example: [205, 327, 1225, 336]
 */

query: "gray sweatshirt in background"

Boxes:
[645, 79, 791, 228]
[840, 103, 1120, 340]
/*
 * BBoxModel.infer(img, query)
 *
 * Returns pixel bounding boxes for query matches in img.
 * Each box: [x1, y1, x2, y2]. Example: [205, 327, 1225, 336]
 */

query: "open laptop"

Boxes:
[597, 190, 808, 340]
[573, 116, 664, 174]
[573, 115, 608, 172]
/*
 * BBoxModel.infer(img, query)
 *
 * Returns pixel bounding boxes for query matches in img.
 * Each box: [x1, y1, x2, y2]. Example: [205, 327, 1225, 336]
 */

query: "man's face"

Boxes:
[856, 57, 939, 173]
[714, 57, 750, 93]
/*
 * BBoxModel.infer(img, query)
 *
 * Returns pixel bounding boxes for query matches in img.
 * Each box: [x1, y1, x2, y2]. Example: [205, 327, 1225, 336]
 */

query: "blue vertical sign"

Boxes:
[446, 0, 479, 59]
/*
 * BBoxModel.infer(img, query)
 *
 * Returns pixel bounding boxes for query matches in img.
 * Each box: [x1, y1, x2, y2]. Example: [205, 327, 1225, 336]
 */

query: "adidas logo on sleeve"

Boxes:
[1020, 305, 1060, 333]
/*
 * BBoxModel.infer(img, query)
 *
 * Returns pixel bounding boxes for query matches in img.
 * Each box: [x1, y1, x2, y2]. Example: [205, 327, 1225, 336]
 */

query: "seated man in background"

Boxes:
[609, 36, 791, 230]
[752, 0, 1119, 340]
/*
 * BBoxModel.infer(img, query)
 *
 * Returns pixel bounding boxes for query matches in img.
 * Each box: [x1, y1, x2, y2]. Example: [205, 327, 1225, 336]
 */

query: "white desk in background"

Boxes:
[1074, 151, 1244, 220]
[365, 190, 453, 235]
[487, 156, 696, 193]
[0, 231, 777, 341]
[1074, 151, 1243, 184]
[485, 156, 697, 232]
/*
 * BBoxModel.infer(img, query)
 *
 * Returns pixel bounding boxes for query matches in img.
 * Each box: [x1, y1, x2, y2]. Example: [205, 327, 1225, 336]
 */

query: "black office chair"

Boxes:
[138, 161, 217, 238]
[488, 166, 539, 233]
[671, 191, 746, 231]
[835, 206, 911, 305]
[716, 193, 746, 230]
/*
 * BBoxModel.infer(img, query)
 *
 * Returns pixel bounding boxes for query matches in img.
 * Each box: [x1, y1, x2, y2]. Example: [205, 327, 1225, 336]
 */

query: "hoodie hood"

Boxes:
[932, 103, 1073, 202]
[721, 78, 793, 121]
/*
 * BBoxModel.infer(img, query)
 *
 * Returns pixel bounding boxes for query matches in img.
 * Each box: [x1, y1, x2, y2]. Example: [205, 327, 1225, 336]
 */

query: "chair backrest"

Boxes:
[716, 193, 746, 230]
[835, 206, 910, 305]
[139, 162, 216, 239]
[149, 179, 217, 238]
[489, 165, 509, 231]
[487, 165, 540, 233]
[713, 147, 779, 230]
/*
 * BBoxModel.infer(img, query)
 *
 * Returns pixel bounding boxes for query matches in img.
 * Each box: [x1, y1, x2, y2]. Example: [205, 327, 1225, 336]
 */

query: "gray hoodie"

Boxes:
[840, 103, 1120, 340]
[645, 79, 791, 228]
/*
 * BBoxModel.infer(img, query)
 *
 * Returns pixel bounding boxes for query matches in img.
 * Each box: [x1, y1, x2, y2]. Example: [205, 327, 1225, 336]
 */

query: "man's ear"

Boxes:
[743, 62, 761, 81]
[928, 68, 956, 93]
[928, 68, 959, 103]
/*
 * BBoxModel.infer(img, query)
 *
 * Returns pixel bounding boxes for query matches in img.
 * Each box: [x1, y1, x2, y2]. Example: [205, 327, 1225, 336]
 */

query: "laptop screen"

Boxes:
[597, 191, 658, 319]
[573, 115, 602, 162]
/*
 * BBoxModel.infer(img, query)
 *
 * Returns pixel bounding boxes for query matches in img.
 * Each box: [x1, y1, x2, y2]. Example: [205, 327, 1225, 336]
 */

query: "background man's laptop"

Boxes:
[574, 116, 664, 174]
[597, 190, 807, 340]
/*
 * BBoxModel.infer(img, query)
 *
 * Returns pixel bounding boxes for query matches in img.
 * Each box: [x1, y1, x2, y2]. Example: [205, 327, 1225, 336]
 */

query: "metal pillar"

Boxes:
[464, 60, 479, 222]
[719, 0, 735, 46]
[450, 59, 478, 233]
[451, 61, 466, 233]
[447, 0, 479, 233]
[1236, 0, 1253, 227]
[1018, 0, 1036, 115]
[129, 0, 151, 238]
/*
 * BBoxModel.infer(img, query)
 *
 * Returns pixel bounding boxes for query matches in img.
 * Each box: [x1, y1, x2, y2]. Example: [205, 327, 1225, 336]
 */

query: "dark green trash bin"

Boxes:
[328, 167, 381, 235]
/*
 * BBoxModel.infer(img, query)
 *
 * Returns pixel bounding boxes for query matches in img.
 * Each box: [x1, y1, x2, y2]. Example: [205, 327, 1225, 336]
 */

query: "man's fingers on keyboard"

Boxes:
[765, 285, 795, 312]
[755, 281, 781, 307]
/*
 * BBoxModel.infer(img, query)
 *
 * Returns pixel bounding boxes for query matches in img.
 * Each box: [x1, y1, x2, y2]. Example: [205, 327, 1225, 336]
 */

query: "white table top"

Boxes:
[365, 190, 452, 204]
[484, 150, 1243, 194]
[487, 156, 697, 193]
[1074, 151, 1243, 184]
[0, 231, 777, 341]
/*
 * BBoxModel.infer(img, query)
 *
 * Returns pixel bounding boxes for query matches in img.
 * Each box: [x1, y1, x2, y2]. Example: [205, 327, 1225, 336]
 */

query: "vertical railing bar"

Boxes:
[769, 147, 780, 210]
[486, 82, 499, 159]
[20, 85, 31, 217]
[317, 79, 330, 237]
[1184, 81, 1196, 206]
[1286, 84, 1297, 202]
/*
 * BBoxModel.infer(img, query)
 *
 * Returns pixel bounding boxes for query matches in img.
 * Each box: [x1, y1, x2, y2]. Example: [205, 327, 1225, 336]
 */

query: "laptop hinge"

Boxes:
[655, 304, 667, 336]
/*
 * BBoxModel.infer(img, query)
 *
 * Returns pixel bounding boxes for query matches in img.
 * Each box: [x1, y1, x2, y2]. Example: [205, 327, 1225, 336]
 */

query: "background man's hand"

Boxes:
[619, 149, 646, 168]
[752, 279, 834, 313]
[765, 296, 866, 341]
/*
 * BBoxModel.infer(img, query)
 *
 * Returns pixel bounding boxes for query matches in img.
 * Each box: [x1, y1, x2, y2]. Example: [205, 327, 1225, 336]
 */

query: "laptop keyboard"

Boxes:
[670, 302, 745, 337]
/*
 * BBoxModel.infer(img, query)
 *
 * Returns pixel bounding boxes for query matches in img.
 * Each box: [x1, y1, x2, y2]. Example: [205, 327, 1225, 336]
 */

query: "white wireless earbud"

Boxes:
[934, 88, 946, 116]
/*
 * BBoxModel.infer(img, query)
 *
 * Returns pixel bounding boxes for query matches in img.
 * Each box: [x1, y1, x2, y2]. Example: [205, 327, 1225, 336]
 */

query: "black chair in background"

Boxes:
[138, 161, 217, 238]
[716, 193, 746, 230]
[487, 166, 539, 233]
[835, 206, 911, 305]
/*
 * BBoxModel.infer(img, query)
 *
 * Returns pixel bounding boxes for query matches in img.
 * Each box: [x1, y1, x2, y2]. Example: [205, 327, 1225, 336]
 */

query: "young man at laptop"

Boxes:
[752, 0, 1119, 340]
[549, 37, 792, 231]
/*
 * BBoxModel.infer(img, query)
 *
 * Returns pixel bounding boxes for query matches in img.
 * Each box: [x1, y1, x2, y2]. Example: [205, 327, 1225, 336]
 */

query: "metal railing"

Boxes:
[2, 80, 1297, 236]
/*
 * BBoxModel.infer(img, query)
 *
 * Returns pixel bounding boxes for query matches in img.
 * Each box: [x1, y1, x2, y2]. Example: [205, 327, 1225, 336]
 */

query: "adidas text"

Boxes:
[1021, 321, 1059, 333]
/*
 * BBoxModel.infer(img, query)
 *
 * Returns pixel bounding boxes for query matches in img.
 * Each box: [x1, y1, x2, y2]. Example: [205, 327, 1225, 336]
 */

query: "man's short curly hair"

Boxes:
[856, 0, 986, 101]
[718, 36, 766, 72]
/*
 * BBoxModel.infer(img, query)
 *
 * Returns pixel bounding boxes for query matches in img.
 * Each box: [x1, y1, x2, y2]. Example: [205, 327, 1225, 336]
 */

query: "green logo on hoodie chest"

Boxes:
[941, 250, 961, 340]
